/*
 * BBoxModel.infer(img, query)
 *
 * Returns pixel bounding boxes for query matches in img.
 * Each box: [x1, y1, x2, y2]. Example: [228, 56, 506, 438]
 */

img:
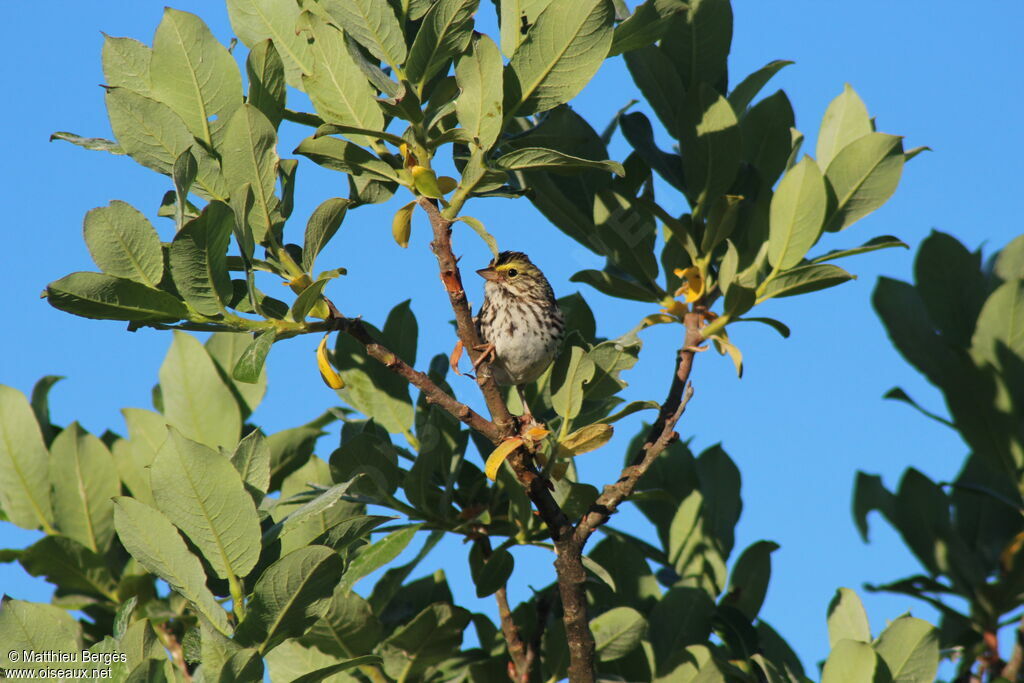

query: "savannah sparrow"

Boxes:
[475, 251, 564, 422]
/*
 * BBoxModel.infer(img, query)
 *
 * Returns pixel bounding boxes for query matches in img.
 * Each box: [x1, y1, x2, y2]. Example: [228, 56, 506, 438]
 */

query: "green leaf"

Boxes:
[159, 331, 242, 450]
[827, 588, 871, 647]
[302, 198, 349, 273]
[914, 230, 987, 348]
[379, 603, 471, 680]
[455, 34, 504, 150]
[227, 0, 313, 88]
[295, 134, 400, 183]
[551, 346, 596, 419]
[649, 587, 715, 674]
[339, 525, 421, 591]
[233, 331, 276, 385]
[221, 104, 281, 245]
[102, 34, 152, 96]
[732, 316, 791, 338]
[172, 148, 198, 232]
[816, 84, 873, 169]
[46, 272, 187, 322]
[972, 280, 1024, 368]
[113, 497, 232, 634]
[18, 535, 117, 600]
[679, 83, 742, 215]
[151, 428, 261, 580]
[83, 201, 163, 287]
[619, 111, 685, 190]
[570, 269, 661, 302]
[603, 400, 659, 424]
[0, 599, 81, 667]
[741, 89, 795, 192]
[235, 546, 344, 653]
[499, 0, 553, 57]
[728, 60, 794, 113]
[29, 375, 62, 446]
[266, 478, 362, 546]
[206, 331, 268, 417]
[302, 14, 386, 147]
[321, 0, 408, 70]
[290, 656, 384, 683]
[505, 0, 615, 117]
[150, 8, 242, 147]
[768, 157, 828, 270]
[824, 133, 904, 232]
[468, 545, 515, 598]
[303, 590, 384, 658]
[873, 616, 939, 683]
[995, 234, 1024, 281]
[0, 385, 52, 531]
[170, 201, 234, 315]
[495, 146, 625, 176]
[810, 236, 908, 264]
[49, 423, 118, 552]
[661, 0, 732, 92]
[609, 0, 687, 57]
[760, 263, 854, 302]
[623, 47, 684, 138]
[49, 131, 124, 155]
[821, 639, 890, 683]
[725, 540, 778, 620]
[231, 429, 271, 498]
[406, 0, 479, 85]
[289, 277, 331, 322]
[592, 606, 646, 662]
[247, 40, 286, 130]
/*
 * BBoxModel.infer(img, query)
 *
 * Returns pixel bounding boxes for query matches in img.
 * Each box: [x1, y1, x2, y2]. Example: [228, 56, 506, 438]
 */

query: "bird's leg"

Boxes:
[515, 385, 538, 431]
[471, 342, 496, 371]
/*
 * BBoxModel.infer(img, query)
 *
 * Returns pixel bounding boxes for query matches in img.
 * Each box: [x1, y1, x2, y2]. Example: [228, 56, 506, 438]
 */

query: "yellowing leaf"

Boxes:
[392, 200, 415, 248]
[524, 426, 551, 441]
[485, 437, 523, 481]
[317, 335, 344, 389]
[412, 166, 445, 198]
[673, 267, 704, 303]
[557, 423, 613, 457]
[710, 332, 743, 378]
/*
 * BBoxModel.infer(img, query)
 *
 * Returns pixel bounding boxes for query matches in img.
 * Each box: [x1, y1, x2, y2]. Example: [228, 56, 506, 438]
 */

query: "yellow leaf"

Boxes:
[317, 335, 344, 389]
[710, 332, 743, 378]
[412, 166, 445, 198]
[557, 423, 613, 457]
[287, 273, 314, 295]
[485, 437, 523, 480]
[524, 426, 550, 441]
[437, 176, 458, 194]
[673, 266, 705, 303]
[392, 200, 415, 248]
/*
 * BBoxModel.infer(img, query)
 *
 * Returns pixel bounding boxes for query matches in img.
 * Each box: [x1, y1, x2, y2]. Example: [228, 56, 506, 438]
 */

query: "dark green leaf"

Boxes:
[379, 603, 471, 680]
[609, 0, 687, 57]
[759, 263, 854, 301]
[494, 146, 625, 176]
[913, 231, 986, 349]
[469, 545, 514, 598]
[728, 60, 793, 113]
[169, 201, 234, 315]
[246, 39, 286, 130]
[724, 540, 778, 620]
[591, 607, 646, 661]
[571, 269, 661, 302]
[810, 235, 908, 264]
[406, 0, 479, 85]
[46, 272, 187, 322]
[232, 331, 275, 384]
[321, 0, 408, 70]
[338, 525, 421, 591]
[50, 131, 124, 155]
[679, 83, 741, 215]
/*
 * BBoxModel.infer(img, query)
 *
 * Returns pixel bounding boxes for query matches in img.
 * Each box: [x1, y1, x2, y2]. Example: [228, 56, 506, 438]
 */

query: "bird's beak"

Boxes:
[476, 266, 500, 281]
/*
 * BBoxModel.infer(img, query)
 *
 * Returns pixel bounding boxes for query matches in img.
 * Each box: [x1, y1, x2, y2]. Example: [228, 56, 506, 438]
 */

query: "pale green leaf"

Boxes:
[768, 156, 827, 269]
[227, 0, 313, 88]
[499, 0, 553, 57]
[49, 423, 118, 552]
[0, 385, 53, 531]
[113, 497, 232, 635]
[302, 14, 385, 147]
[321, 0, 408, 70]
[821, 639, 887, 683]
[505, 0, 614, 116]
[874, 616, 939, 683]
[551, 346, 596, 419]
[102, 35, 152, 96]
[221, 104, 281, 245]
[406, 0, 479, 85]
[150, 428, 262, 579]
[759, 263, 854, 302]
[159, 331, 242, 450]
[816, 84, 873, 169]
[827, 588, 871, 647]
[235, 546, 344, 653]
[339, 525, 421, 591]
[592, 606, 646, 661]
[82, 200, 163, 288]
[150, 8, 242, 146]
[247, 39, 287, 130]
[971, 281, 1024, 368]
[824, 133, 904, 232]
[303, 197, 350, 273]
[206, 331, 268, 416]
[0, 600, 81, 667]
[455, 33, 504, 150]
[810, 236, 908, 264]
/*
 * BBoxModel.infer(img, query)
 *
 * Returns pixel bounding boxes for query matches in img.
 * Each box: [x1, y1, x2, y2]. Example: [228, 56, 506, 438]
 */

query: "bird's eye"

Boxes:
[507, 268, 519, 278]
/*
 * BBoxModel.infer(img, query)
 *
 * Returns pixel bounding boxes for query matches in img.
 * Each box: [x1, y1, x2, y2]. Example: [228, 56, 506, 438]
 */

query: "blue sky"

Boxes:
[2, 0, 1022, 673]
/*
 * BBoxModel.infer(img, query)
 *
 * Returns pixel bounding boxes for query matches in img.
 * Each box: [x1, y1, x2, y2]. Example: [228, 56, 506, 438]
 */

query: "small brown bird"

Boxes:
[474, 251, 564, 423]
